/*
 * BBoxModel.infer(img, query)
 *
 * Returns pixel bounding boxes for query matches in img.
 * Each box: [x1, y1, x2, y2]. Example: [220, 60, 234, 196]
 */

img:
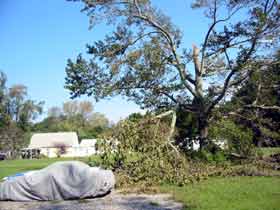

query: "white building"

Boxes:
[26, 132, 98, 158]
[78, 139, 98, 157]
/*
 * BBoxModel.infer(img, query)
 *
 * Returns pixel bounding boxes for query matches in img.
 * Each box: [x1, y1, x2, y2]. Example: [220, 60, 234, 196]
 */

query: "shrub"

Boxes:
[209, 119, 255, 158]
[190, 148, 228, 163]
[53, 143, 67, 157]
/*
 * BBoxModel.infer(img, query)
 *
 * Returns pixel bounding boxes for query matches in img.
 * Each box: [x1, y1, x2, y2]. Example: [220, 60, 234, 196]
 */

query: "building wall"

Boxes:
[40, 147, 97, 158]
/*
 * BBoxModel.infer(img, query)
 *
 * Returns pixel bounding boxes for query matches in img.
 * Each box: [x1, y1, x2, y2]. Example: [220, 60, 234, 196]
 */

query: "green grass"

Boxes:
[0, 157, 88, 180]
[1, 159, 279, 210]
[258, 147, 280, 157]
[160, 177, 280, 210]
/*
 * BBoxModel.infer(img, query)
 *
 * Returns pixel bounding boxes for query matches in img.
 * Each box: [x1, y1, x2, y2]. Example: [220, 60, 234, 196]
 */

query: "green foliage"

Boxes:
[0, 123, 25, 153]
[88, 117, 191, 187]
[66, 0, 280, 148]
[32, 101, 110, 140]
[126, 112, 144, 123]
[191, 149, 227, 163]
[226, 51, 280, 146]
[209, 119, 255, 158]
[175, 109, 198, 149]
[0, 71, 43, 152]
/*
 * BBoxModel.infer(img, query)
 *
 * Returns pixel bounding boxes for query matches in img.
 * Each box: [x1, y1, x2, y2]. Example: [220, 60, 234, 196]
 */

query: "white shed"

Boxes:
[78, 139, 97, 157]
[28, 132, 80, 158]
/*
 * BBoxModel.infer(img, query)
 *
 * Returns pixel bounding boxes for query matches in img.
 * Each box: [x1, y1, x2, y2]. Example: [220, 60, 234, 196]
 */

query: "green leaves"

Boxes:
[0, 71, 44, 151]
[90, 117, 190, 186]
[209, 119, 255, 158]
[67, 0, 280, 147]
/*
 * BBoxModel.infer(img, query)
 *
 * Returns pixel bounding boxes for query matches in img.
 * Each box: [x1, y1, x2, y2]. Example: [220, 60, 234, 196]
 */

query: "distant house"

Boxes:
[27, 132, 79, 158]
[23, 132, 98, 158]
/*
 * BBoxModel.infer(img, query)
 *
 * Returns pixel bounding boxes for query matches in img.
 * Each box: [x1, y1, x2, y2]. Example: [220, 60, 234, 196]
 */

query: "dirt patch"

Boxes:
[0, 192, 183, 210]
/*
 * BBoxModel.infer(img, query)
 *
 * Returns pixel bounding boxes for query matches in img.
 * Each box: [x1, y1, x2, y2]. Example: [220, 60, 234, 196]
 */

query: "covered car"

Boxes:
[0, 161, 115, 201]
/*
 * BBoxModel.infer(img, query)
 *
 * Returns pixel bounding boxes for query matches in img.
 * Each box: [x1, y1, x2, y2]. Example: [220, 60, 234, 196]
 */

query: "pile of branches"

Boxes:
[89, 116, 191, 187]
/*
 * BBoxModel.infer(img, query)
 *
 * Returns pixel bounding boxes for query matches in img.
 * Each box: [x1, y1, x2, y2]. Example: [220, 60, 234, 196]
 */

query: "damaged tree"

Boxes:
[65, 0, 280, 148]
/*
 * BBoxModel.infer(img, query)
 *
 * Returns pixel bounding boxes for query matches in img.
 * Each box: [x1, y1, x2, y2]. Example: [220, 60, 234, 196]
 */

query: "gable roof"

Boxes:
[28, 132, 79, 148]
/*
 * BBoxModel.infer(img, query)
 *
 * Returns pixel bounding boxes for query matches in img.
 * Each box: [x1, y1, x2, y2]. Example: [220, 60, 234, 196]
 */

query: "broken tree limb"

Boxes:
[244, 104, 280, 112]
[154, 110, 179, 155]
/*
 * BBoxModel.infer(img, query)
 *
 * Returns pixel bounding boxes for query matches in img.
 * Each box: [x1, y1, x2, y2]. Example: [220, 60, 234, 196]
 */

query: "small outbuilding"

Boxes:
[22, 132, 98, 158]
[78, 139, 98, 157]
[28, 132, 80, 158]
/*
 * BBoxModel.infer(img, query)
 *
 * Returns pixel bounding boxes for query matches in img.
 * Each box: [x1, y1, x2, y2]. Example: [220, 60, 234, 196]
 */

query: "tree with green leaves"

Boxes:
[0, 71, 44, 152]
[0, 72, 44, 130]
[65, 0, 280, 148]
[0, 72, 9, 127]
[34, 100, 110, 139]
[224, 50, 280, 146]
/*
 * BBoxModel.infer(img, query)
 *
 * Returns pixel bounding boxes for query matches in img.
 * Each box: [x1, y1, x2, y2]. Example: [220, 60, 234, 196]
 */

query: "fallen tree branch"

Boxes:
[244, 105, 280, 112]
[154, 110, 179, 155]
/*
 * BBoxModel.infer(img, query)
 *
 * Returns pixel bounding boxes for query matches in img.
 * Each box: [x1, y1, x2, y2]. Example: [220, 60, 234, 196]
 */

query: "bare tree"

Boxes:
[79, 100, 94, 121]
[8, 84, 27, 122]
[63, 100, 79, 118]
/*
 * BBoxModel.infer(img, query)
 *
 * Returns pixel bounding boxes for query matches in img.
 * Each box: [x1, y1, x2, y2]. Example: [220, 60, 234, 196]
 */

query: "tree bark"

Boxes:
[198, 116, 209, 149]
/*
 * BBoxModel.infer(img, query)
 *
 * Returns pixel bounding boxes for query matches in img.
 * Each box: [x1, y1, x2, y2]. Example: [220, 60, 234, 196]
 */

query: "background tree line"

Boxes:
[0, 71, 43, 152]
[0, 71, 111, 154]
[34, 100, 111, 140]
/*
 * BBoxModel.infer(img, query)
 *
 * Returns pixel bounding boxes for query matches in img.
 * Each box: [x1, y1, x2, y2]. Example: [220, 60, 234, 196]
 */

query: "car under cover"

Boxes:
[0, 161, 115, 201]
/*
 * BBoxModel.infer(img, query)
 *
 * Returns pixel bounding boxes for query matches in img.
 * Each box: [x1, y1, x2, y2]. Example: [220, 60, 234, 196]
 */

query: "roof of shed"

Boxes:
[28, 132, 79, 148]
[80, 139, 97, 147]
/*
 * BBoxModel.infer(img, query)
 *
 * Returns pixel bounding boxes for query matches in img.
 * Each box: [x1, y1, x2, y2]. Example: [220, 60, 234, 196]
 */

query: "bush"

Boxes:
[0, 123, 25, 156]
[209, 119, 255, 158]
[190, 149, 228, 163]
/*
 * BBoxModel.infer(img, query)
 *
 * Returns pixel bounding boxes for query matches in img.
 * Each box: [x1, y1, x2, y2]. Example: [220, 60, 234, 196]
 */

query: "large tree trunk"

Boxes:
[198, 116, 209, 149]
[192, 95, 210, 149]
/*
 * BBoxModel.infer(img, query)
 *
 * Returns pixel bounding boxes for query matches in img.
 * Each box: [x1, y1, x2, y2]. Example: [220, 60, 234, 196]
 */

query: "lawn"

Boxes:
[161, 177, 280, 210]
[0, 157, 87, 180]
[1, 159, 279, 210]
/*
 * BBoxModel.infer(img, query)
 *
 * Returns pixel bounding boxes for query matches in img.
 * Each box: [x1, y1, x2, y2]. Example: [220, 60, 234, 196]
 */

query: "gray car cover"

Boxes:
[0, 161, 115, 201]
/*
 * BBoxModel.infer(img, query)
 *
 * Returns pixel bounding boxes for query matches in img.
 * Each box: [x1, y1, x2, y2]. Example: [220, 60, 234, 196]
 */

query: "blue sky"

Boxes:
[0, 0, 208, 123]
